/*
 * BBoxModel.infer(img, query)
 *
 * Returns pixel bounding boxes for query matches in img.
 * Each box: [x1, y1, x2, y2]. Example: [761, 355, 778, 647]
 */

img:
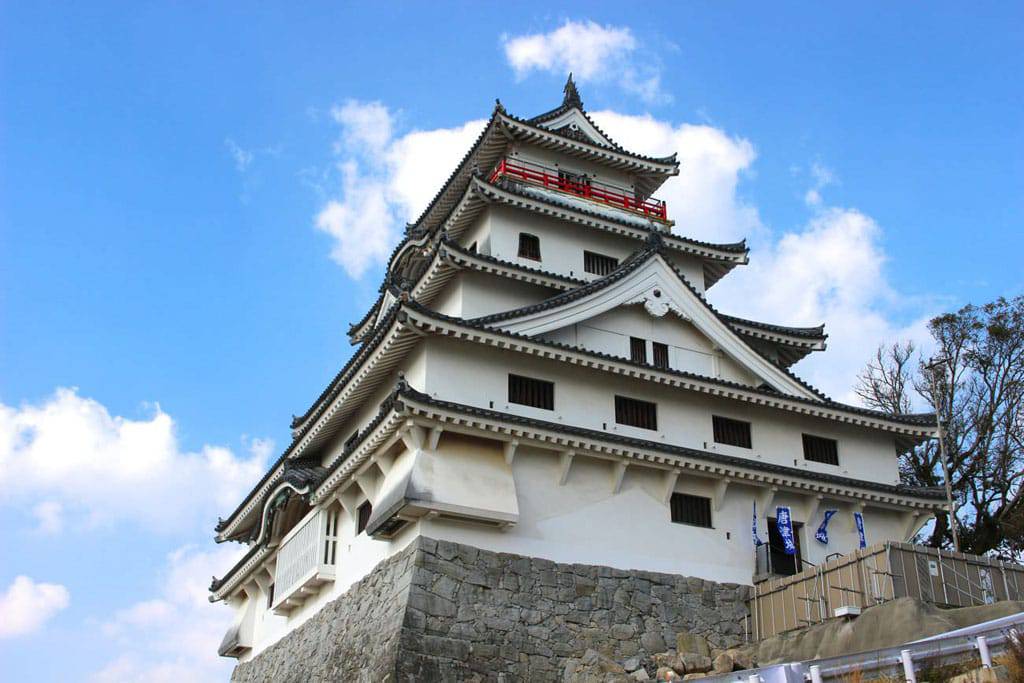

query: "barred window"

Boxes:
[357, 501, 372, 535]
[713, 415, 752, 449]
[518, 233, 541, 260]
[630, 337, 647, 364]
[615, 395, 658, 430]
[653, 342, 669, 369]
[584, 250, 619, 276]
[508, 374, 554, 410]
[802, 434, 839, 465]
[670, 493, 713, 528]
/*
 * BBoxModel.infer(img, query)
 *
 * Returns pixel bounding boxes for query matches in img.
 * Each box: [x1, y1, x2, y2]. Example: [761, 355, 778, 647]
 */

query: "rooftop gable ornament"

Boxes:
[563, 73, 583, 109]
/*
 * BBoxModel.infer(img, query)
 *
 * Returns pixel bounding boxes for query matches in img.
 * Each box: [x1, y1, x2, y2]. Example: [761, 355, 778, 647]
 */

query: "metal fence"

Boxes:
[751, 542, 1024, 640]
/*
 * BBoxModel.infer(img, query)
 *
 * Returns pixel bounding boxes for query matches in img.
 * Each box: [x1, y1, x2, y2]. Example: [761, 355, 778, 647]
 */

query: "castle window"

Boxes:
[344, 430, 360, 451]
[518, 233, 541, 261]
[713, 415, 752, 449]
[584, 250, 618, 276]
[615, 395, 657, 431]
[670, 493, 713, 528]
[266, 583, 274, 609]
[802, 434, 839, 465]
[629, 337, 647, 364]
[356, 501, 372, 535]
[508, 374, 554, 410]
[652, 342, 670, 370]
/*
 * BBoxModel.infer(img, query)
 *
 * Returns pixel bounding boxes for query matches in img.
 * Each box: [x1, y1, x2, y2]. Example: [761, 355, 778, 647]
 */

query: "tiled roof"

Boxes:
[464, 238, 831, 401]
[719, 314, 826, 340]
[404, 300, 936, 429]
[397, 386, 944, 500]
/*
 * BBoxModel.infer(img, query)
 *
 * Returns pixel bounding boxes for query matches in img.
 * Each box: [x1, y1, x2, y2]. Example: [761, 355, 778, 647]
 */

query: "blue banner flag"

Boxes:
[752, 501, 763, 547]
[776, 506, 797, 555]
[854, 511, 867, 548]
[815, 509, 838, 544]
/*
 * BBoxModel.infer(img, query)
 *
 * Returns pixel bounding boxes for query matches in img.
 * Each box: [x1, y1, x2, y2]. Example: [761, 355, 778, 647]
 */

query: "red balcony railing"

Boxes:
[489, 158, 668, 221]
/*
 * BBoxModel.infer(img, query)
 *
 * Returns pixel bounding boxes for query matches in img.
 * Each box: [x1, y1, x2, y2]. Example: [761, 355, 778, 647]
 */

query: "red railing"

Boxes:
[489, 158, 668, 221]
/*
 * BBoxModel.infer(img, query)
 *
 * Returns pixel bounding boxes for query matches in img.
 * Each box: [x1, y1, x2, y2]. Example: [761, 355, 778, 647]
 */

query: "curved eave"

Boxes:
[468, 177, 748, 267]
[222, 308, 420, 542]
[397, 389, 945, 507]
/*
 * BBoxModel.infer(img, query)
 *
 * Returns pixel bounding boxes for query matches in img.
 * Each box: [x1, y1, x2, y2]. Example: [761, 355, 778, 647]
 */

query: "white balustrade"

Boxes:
[272, 507, 338, 614]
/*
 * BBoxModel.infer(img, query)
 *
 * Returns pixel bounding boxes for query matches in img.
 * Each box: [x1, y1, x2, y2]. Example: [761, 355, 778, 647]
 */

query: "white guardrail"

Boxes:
[702, 610, 1024, 683]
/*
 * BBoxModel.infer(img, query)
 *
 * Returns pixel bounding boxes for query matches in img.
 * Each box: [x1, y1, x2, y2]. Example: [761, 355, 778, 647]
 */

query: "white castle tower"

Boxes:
[210, 78, 943, 676]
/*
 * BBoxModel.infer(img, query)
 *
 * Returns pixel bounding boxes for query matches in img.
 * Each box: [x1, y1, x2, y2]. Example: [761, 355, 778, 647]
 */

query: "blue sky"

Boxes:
[1, 3, 1022, 681]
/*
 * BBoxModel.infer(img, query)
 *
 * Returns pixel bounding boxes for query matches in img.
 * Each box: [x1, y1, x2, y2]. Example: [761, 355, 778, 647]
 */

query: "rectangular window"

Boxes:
[508, 374, 555, 410]
[670, 493, 713, 528]
[517, 233, 541, 260]
[584, 250, 619, 276]
[266, 583, 275, 609]
[357, 501, 372, 535]
[629, 337, 647, 364]
[802, 434, 839, 465]
[615, 395, 657, 431]
[713, 415, 752, 449]
[652, 342, 669, 369]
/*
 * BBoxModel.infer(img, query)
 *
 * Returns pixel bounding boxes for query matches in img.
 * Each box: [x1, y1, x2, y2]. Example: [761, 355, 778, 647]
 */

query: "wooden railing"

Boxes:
[272, 507, 338, 614]
[489, 157, 668, 221]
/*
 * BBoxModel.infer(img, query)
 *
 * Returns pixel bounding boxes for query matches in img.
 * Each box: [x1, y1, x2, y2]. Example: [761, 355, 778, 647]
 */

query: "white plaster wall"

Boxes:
[421, 337, 902, 485]
[418, 444, 910, 585]
[542, 306, 757, 386]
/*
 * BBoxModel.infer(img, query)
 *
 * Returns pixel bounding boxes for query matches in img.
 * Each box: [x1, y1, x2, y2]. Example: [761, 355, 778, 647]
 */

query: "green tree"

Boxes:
[856, 296, 1024, 558]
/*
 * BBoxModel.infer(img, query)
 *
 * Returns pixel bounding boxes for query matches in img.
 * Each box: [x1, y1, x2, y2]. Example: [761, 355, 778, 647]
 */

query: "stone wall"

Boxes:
[231, 536, 752, 682]
[230, 541, 418, 683]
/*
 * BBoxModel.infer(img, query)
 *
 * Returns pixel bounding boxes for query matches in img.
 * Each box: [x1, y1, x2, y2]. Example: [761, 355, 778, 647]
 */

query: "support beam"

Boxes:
[400, 422, 426, 452]
[354, 469, 380, 501]
[758, 485, 778, 516]
[901, 510, 924, 542]
[428, 426, 444, 451]
[803, 494, 823, 525]
[662, 469, 681, 504]
[503, 439, 519, 466]
[611, 461, 628, 494]
[713, 478, 731, 512]
[558, 450, 575, 486]
[375, 450, 396, 476]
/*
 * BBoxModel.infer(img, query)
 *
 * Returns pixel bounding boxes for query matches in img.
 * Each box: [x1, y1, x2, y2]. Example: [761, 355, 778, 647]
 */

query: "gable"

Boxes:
[534, 108, 616, 149]
[489, 254, 818, 400]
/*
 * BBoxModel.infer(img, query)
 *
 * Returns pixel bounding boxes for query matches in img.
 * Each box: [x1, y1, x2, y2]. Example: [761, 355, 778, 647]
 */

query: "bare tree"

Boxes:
[856, 296, 1024, 558]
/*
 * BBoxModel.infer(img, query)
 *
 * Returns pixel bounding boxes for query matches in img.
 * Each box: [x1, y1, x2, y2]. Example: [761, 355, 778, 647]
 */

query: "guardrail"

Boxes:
[489, 157, 668, 220]
[703, 609, 1024, 682]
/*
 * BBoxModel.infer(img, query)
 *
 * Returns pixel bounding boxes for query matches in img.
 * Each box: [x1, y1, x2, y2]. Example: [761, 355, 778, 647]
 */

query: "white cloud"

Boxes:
[590, 111, 762, 242]
[711, 206, 933, 401]
[803, 161, 837, 207]
[0, 388, 269, 534]
[502, 20, 665, 102]
[315, 100, 485, 279]
[224, 139, 255, 172]
[0, 575, 70, 638]
[32, 500, 63, 534]
[90, 545, 242, 683]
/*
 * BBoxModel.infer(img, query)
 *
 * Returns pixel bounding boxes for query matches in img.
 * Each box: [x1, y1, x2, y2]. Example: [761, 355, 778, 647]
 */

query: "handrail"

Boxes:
[489, 157, 668, 221]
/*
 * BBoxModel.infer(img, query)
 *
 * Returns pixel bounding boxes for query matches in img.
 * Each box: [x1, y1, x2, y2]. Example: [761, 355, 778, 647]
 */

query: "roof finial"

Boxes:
[563, 73, 583, 109]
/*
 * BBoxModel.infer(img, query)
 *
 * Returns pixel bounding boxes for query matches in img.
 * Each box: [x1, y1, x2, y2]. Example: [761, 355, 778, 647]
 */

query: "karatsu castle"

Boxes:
[210, 78, 946, 673]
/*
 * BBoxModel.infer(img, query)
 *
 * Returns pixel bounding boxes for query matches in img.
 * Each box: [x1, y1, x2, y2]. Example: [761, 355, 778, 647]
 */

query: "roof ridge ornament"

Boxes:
[563, 73, 583, 109]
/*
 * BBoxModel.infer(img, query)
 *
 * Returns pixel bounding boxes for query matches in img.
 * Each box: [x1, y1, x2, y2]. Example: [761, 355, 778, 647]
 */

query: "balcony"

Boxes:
[271, 506, 338, 615]
[489, 157, 668, 221]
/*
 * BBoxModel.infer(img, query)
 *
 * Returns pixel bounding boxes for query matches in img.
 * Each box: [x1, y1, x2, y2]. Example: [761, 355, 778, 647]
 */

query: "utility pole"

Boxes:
[926, 357, 961, 553]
